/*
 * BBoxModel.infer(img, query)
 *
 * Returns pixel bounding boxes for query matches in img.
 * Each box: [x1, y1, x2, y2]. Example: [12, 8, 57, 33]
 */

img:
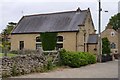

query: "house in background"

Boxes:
[101, 24, 119, 54]
[87, 34, 98, 55]
[11, 8, 98, 54]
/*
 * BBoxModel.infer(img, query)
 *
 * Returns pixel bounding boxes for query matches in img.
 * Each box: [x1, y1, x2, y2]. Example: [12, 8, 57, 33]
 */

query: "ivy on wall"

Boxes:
[102, 37, 111, 55]
[40, 32, 58, 51]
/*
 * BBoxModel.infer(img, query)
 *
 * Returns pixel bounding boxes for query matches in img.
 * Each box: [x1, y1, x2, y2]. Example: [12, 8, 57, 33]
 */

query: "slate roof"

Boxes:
[12, 8, 89, 34]
[87, 34, 98, 44]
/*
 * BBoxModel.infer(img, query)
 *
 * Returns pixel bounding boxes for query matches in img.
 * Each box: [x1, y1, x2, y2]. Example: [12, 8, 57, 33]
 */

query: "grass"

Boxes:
[0, 53, 17, 58]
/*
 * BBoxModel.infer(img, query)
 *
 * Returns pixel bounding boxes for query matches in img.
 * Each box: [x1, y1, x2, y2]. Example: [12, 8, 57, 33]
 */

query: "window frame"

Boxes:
[19, 41, 24, 50]
[111, 31, 115, 36]
[36, 36, 42, 50]
[36, 36, 41, 42]
[56, 36, 63, 50]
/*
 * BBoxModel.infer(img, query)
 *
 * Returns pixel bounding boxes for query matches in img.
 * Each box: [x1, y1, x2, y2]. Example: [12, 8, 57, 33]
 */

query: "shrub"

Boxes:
[82, 52, 96, 64]
[40, 32, 58, 51]
[47, 57, 54, 70]
[60, 50, 96, 68]
[47, 60, 53, 70]
[11, 64, 21, 76]
[102, 37, 111, 55]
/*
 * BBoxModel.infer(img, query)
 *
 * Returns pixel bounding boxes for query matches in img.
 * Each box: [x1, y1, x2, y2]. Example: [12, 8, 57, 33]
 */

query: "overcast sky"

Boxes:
[0, 0, 119, 33]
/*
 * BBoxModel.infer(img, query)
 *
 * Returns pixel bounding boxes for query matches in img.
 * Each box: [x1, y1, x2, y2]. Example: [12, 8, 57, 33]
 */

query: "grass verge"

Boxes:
[0, 53, 17, 58]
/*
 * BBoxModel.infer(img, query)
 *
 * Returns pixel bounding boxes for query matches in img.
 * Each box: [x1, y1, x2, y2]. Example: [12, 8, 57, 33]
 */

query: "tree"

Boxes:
[108, 13, 120, 31]
[1, 22, 16, 35]
[1, 22, 16, 54]
[102, 37, 111, 55]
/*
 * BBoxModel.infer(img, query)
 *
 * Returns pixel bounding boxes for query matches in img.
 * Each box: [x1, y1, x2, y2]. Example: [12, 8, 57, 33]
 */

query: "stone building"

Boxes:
[11, 8, 98, 54]
[101, 25, 119, 54]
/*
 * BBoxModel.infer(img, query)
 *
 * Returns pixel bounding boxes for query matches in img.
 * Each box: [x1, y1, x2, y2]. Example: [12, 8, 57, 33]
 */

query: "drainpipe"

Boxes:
[84, 33, 86, 52]
[87, 43, 89, 52]
[76, 32, 78, 51]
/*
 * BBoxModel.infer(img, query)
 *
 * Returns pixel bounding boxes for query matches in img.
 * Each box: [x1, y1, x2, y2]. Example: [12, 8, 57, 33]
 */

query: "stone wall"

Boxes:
[2, 51, 59, 77]
[118, 29, 120, 55]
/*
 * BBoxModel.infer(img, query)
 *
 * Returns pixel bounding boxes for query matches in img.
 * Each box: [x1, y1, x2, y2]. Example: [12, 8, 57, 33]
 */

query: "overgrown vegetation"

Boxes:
[1, 22, 16, 53]
[102, 37, 111, 55]
[101, 37, 112, 62]
[11, 64, 21, 76]
[40, 32, 57, 51]
[60, 49, 96, 68]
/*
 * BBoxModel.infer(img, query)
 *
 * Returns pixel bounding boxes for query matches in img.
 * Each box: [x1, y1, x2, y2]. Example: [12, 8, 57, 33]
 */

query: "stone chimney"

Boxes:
[76, 7, 81, 12]
[105, 23, 113, 30]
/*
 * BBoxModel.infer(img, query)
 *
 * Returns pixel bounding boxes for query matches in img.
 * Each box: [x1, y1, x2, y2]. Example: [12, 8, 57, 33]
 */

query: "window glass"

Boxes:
[56, 44, 63, 50]
[110, 43, 116, 49]
[56, 36, 63, 50]
[36, 36, 41, 42]
[36, 36, 42, 50]
[57, 36, 63, 42]
[36, 44, 41, 50]
[20, 41, 24, 50]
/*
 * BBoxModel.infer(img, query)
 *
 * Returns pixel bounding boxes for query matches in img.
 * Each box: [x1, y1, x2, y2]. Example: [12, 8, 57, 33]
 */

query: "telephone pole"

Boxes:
[98, 0, 102, 62]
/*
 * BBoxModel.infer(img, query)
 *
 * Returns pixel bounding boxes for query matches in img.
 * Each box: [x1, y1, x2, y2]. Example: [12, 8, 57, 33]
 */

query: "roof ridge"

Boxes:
[24, 9, 88, 17]
[25, 11, 76, 17]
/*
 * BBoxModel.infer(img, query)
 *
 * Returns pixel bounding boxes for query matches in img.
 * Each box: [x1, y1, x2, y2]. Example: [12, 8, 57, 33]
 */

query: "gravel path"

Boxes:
[13, 60, 118, 78]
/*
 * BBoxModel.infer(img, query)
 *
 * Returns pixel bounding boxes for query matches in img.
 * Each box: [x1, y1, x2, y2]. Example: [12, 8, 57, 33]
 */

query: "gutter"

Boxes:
[11, 30, 79, 35]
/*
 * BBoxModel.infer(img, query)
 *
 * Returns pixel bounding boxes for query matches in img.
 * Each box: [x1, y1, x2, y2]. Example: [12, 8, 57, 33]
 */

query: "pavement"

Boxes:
[12, 60, 118, 78]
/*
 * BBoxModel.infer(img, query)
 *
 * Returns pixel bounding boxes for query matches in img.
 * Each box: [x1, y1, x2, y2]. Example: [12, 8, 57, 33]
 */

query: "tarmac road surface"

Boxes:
[13, 60, 118, 78]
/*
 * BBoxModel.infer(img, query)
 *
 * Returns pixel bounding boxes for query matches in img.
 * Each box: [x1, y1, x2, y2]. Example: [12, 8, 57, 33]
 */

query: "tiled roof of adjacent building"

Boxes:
[87, 34, 98, 44]
[12, 8, 90, 34]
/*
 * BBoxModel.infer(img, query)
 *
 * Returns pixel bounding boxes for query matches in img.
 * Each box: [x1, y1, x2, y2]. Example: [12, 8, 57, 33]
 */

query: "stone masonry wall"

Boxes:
[2, 52, 59, 77]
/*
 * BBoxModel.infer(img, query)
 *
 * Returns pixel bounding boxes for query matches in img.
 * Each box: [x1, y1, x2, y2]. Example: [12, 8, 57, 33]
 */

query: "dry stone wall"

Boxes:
[2, 51, 59, 78]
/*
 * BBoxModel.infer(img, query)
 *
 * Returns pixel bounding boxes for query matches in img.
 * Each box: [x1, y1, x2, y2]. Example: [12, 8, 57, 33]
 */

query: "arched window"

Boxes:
[110, 43, 116, 49]
[36, 36, 42, 49]
[57, 36, 63, 42]
[56, 36, 63, 50]
[36, 36, 41, 42]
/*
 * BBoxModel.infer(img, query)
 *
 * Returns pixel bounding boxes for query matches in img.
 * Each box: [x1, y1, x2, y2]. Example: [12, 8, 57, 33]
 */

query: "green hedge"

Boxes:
[60, 49, 96, 68]
[102, 37, 111, 55]
[40, 32, 57, 51]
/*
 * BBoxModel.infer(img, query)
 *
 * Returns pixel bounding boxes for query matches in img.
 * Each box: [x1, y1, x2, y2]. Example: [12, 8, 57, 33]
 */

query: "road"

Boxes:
[13, 60, 118, 78]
